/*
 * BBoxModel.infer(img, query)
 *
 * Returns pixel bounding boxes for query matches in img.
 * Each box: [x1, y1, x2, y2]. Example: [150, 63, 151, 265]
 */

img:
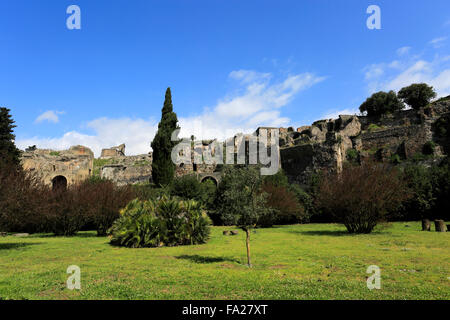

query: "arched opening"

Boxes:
[201, 176, 218, 186]
[52, 175, 67, 191]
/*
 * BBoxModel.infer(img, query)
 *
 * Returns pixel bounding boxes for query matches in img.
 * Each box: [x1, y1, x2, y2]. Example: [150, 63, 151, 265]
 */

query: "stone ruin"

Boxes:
[100, 144, 125, 158]
[20, 96, 450, 188]
[280, 97, 450, 185]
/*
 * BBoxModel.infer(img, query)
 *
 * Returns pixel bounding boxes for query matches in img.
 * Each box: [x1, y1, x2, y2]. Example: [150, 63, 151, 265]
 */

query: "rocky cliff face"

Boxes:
[280, 97, 450, 185]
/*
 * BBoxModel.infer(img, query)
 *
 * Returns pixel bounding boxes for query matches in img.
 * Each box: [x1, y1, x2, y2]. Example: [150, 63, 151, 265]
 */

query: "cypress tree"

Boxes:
[0, 107, 21, 167]
[151, 88, 179, 186]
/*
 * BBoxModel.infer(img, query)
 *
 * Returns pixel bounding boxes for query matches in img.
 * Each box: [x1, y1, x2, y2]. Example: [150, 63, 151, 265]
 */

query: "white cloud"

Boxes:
[35, 110, 64, 124]
[322, 108, 360, 120]
[17, 70, 326, 156]
[364, 64, 385, 80]
[228, 70, 271, 84]
[178, 71, 325, 141]
[18, 118, 158, 157]
[363, 43, 450, 98]
[396, 46, 411, 56]
[429, 37, 447, 48]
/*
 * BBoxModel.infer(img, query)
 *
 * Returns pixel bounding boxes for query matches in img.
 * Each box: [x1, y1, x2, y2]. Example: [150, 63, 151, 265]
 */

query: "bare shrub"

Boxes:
[261, 183, 305, 226]
[0, 165, 49, 233]
[315, 162, 410, 233]
[79, 178, 136, 236]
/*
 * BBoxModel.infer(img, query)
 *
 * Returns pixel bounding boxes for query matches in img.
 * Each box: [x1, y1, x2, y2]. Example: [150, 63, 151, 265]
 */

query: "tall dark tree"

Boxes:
[398, 83, 437, 110]
[151, 88, 179, 186]
[0, 107, 21, 167]
[359, 91, 404, 117]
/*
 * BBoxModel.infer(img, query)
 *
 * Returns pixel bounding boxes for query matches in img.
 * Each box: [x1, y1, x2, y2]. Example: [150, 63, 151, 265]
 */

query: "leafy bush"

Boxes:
[397, 164, 435, 221]
[315, 162, 410, 233]
[198, 179, 217, 210]
[359, 91, 404, 117]
[346, 149, 359, 162]
[397, 159, 450, 221]
[398, 83, 436, 110]
[109, 197, 211, 248]
[367, 123, 382, 132]
[169, 174, 217, 219]
[390, 154, 402, 164]
[431, 158, 450, 220]
[132, 183, 170, 201]
[170, 174, 202, 200]
[434, 115, 449, 138]
[262, 169, 314, 224]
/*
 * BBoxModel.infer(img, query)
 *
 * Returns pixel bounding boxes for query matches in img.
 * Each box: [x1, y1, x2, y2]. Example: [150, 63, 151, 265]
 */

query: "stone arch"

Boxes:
[200, 176, 218, 186]
[52, 175, 67, 191]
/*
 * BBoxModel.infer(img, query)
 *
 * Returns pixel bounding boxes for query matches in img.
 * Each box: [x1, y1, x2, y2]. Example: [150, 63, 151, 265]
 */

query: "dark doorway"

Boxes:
[52, 175, 67, 191]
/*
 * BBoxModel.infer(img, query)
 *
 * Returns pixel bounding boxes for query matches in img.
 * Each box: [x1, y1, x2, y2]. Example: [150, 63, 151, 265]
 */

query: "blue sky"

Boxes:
[1, 0, 449, 156]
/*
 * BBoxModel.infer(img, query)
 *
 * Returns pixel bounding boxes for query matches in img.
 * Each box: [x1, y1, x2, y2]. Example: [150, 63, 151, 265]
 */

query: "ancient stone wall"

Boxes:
[99, 154, 153, 186]
[21, 98, 449, 188]
[21, 145, 94, 187]
[280, 98, 449, 185]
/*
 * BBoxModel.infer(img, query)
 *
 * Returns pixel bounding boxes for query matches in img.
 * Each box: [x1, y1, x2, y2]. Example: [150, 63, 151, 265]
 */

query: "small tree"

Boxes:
[398, 83, 436, 110]
[316, 162, 410, 233]
[0, 107, 21, 168]
[151, 88, 179, 186]
[216, 166, 272, 267]
[359, 91, 404, 117]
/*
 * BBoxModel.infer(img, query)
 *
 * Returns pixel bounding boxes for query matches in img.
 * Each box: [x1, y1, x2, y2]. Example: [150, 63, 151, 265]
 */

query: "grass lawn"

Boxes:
[0, 222, 448, 300]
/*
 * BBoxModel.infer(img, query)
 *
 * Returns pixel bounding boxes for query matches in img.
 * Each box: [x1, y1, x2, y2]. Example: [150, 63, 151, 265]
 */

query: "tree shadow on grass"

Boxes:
[30, 232, 98, 238]
[0, 243, 41, 250]
[175, 255, 240, 264]
[291, 230, 349, 236]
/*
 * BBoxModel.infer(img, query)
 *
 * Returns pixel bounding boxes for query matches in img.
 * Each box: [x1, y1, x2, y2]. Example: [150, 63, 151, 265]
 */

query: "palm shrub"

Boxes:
[109, 197, 211, 248]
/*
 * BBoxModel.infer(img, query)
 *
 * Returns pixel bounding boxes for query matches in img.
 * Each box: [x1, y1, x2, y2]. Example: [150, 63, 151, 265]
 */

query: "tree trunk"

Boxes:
[245, 229, 252, 267]
[434, 220, 447, 232]
[422, 219, 431, 231]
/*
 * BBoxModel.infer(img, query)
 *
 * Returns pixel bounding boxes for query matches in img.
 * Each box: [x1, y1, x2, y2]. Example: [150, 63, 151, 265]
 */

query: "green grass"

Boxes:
[0, 222, 448, 300]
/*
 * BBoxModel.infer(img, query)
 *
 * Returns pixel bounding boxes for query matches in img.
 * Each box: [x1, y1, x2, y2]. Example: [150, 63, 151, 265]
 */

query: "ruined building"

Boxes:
[280, 96, 450, 185]
[21, 97, 450, 188]
[21, 145, 94, 189]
